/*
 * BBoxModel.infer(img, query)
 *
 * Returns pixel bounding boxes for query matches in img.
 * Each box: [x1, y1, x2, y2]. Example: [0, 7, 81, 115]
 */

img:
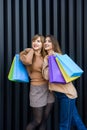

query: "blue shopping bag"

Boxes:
[8, 54, 29, 82]
[55, 54, 83, 77]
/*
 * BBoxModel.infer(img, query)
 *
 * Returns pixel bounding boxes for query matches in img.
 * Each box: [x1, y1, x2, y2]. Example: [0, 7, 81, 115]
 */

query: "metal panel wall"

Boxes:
[0, 0, 87, 130]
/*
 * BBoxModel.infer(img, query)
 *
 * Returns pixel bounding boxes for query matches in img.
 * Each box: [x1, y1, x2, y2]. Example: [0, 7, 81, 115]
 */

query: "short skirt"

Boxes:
[30, 84, 55, 107]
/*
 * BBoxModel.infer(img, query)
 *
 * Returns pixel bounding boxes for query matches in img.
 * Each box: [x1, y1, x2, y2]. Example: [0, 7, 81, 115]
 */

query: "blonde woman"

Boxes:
[20, 34, 55, 130]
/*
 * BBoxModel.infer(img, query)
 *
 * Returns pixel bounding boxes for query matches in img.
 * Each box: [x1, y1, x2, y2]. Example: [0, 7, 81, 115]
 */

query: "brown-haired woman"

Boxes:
[42, 35, 87, 130]
[20, 34, 55, 130]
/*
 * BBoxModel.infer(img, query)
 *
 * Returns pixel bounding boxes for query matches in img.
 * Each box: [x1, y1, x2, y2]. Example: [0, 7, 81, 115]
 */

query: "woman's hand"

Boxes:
[24, 48, 31, 53]
[20, 48, 35, 65]
[25, 48, 34, 54]
[48, 50, 55, 56]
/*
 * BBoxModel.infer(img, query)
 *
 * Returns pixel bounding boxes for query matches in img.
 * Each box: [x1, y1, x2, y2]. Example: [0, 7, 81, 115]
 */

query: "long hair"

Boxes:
[32, 34, 46, 57]
[45, 35, 62, 54]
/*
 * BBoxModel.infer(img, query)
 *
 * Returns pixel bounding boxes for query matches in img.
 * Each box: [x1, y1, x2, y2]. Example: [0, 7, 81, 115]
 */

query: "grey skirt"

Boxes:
[30, 84, 55, 107]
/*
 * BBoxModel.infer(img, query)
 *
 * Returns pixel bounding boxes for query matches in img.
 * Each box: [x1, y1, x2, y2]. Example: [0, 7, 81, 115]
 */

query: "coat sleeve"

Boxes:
[20, 48, 34, 65]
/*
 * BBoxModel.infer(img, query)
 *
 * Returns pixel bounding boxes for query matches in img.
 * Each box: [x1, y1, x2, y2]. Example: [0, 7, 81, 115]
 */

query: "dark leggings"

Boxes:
[26, 103, 54, 130]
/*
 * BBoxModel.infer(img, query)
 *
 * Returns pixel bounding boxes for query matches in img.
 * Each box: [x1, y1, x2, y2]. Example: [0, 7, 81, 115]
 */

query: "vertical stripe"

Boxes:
[53, 0, 58, 38]
[38, 0, 42, 34]
[61, 0, 66, 53]
[76, 0, 83, 116]
[6, 0, 12, 130]
[14, 0, 20, 130]
[0, 0, 4, 130]
[23, 0, 27, 49]
[68, 0, 75, 58]
[46, 0, 50, 34]
[30, 0, 35, 38]
[83, 0, 87, 123]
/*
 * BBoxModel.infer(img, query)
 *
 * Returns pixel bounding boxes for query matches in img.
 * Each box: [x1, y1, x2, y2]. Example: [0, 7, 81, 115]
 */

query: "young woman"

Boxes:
[20, 34, 55, 130]
[42, 35, 87, 130]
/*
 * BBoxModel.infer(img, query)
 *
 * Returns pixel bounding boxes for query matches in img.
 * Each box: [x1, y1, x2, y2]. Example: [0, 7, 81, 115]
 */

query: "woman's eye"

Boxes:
[48, 40, 51, 42]
[37, 40, 40, 42]
[45, 40, 51, 43]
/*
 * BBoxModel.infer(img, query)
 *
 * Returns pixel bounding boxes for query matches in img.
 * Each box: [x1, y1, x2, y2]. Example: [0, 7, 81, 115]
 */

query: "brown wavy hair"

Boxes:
[45, 35, 62, 54]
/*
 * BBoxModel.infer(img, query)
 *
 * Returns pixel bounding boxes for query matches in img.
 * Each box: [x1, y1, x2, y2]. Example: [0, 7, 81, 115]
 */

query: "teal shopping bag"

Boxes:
[8, 54, 29, 82]
[55, 54, 83, 77]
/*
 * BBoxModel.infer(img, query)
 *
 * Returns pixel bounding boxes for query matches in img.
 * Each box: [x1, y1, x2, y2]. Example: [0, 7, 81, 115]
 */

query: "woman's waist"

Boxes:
[49, 82, 78, 99]
[29, 72, 44, 78]
[31, 80, 48, 86]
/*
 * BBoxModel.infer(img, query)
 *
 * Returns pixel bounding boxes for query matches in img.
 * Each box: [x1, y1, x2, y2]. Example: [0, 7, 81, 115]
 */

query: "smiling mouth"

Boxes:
[44, 45, 49, 48]
[33, 45, 38, 48]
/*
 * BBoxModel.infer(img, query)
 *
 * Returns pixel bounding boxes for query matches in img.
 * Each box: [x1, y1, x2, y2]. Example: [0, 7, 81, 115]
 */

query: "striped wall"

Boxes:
[0, 0, 87, 130]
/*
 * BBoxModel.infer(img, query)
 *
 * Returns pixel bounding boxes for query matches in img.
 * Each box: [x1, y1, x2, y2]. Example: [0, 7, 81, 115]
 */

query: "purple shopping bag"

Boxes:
[48, 55, 66, 83]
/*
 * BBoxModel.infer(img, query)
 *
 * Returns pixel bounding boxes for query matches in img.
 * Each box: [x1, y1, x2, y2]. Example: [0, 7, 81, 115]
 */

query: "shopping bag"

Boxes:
[55, 54, 83, 77]
[55, 57, 80, 82]
[48, 55, 66, 83]
[8, 54, 29, 82]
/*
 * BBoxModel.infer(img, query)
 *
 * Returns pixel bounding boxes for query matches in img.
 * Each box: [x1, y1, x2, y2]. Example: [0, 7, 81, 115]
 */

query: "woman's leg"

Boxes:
[56, 92, 75, 130]
[39, 103, 54, 130]
[26, 107, 44, 130]
[72, 103, 87, 130]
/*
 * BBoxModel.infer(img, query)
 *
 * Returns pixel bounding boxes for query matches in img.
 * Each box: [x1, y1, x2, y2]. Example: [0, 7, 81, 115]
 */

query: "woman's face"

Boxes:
[32, 37, 42, 50]
[44, 37, 53, 51]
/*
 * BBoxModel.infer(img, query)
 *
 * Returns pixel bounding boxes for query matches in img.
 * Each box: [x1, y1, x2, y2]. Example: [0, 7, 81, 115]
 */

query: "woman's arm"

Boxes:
[20, 48, 34, 65]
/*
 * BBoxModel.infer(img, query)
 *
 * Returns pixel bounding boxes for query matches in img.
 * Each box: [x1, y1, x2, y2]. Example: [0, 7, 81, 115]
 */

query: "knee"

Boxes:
[26, 119, 42, 130]
[35, 118, 42, 125]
